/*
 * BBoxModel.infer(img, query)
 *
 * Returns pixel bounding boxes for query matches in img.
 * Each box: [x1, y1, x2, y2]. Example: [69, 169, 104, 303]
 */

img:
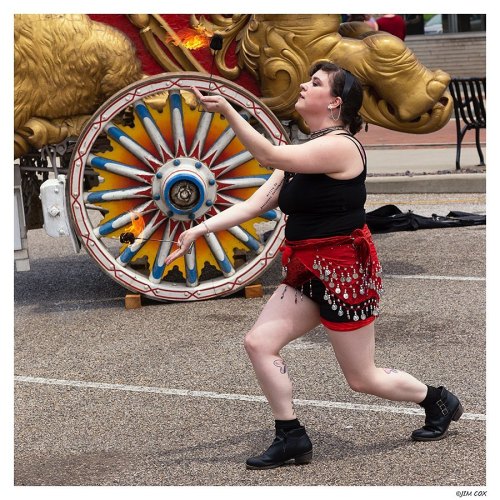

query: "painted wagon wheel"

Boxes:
[68, 73, 289, 301]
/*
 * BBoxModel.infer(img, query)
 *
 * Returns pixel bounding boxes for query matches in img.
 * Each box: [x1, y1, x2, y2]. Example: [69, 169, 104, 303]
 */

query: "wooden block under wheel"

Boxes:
[244, 283, 263, 299]
[125, 294, 142, 309]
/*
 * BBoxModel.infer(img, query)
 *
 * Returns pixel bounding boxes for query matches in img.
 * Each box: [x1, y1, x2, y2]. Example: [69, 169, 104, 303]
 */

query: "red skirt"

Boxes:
[280, 225, 383, 331]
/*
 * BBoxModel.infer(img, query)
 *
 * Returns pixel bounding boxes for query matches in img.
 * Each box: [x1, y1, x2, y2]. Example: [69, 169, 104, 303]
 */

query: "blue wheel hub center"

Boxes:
[152, 157, 217, 220]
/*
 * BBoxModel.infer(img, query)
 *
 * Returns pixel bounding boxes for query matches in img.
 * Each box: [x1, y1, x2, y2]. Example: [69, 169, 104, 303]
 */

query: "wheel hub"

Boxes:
[169, 180, 199, 209]
[152, 157, 217, 220]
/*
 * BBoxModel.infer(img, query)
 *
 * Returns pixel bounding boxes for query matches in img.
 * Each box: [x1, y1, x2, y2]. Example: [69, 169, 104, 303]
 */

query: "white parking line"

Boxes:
[384, 274, 485, 282]
[14, 375, 485, 421]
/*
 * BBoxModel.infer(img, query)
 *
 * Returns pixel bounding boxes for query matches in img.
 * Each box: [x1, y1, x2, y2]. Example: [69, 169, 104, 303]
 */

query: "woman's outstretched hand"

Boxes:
[164, 228, 199, 267]
[192, 86, 231, 115]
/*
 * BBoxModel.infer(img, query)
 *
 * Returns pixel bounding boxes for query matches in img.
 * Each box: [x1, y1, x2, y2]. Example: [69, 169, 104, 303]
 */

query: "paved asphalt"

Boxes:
[12, 192, 487, 495]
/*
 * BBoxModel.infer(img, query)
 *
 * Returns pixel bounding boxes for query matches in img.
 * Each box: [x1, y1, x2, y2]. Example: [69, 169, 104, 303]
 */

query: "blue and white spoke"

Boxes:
[189, 110, 214, 157]
[210, 150, 255, 178]
[149, 221, 180, 284]
[86, 154, 155, 184]
[92, 200, 157, 239]
[169, 90, 188, 156]
[134, 99, 174, 161]
[204, 232, 235, 277]
[103, 122, 163, 171]
[84, 186, 152, 203]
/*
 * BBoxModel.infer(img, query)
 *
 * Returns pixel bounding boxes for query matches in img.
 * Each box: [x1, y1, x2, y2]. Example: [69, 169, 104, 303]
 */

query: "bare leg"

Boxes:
[244, 285, 321, 420]
[326, 322, 428, 403]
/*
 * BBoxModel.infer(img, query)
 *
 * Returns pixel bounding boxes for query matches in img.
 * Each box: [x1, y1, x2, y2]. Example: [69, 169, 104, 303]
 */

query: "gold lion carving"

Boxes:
[14, 14, 144, 158]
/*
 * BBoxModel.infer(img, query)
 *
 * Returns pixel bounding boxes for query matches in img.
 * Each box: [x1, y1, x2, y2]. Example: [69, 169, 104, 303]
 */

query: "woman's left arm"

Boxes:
[193, 88, 354, 175]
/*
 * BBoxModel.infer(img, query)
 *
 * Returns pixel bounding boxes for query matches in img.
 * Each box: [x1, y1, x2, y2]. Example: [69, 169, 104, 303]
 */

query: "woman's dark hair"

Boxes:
[309, 61, 364, 135]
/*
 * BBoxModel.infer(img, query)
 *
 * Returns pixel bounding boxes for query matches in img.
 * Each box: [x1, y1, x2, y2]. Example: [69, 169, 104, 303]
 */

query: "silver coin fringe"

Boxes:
[282, 256, 383, 321]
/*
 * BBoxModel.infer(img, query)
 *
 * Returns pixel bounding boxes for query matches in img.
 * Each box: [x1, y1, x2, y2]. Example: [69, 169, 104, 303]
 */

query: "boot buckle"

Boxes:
[437, 399, 449, 416]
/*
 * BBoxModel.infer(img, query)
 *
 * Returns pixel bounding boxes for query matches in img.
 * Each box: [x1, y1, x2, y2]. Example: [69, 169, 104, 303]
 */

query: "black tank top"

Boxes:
[278, 133, 367, 241]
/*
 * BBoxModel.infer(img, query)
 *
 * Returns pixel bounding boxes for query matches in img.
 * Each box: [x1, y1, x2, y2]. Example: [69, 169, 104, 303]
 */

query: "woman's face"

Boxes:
[295, 69, 336, 117]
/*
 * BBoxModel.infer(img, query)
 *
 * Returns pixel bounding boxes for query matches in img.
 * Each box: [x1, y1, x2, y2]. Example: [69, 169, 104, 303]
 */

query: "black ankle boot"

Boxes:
[411, 386, 464, 441]
[246, 426, 313, 470]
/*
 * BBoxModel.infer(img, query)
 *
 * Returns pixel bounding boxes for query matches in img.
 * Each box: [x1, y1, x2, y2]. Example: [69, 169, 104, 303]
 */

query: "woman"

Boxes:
[346, 14, 378, 31]
[165, 61, 463, 470]
[376, 14, 407, 40]
[364, 14, 379, 31]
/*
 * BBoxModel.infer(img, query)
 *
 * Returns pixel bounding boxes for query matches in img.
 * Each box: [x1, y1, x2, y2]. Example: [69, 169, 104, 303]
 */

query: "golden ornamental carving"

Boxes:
[193, 14, 453, 134]
[14, 14, 454, 159]
[191, 14, 252, 80]
[127, 14, 206, 73]
[14, 14, 144, 158]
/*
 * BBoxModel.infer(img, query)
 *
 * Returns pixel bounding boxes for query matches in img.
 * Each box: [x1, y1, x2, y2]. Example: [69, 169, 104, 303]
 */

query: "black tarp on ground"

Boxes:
[366, 204, 486, 233]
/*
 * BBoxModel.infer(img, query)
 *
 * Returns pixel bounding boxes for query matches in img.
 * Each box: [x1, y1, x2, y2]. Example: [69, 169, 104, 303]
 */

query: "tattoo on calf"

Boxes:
[273, 359, 288, 374]
[383, 367, 399, 374]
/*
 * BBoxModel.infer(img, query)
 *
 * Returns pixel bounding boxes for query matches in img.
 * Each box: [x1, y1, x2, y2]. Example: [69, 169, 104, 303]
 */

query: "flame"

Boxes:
[165, 25, 213, 51]
[125, 211, 145, 237]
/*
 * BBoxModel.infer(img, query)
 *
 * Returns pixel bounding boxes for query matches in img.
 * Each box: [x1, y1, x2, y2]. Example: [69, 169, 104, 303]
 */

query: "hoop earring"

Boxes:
[329, 104, 342, 122]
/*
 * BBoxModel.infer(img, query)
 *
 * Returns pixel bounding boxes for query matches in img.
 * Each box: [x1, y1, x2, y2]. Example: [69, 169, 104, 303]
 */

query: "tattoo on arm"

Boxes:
[259, 179, 284, 210]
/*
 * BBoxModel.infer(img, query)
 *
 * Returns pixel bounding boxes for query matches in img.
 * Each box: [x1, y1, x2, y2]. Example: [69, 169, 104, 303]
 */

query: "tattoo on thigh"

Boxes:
[383, 367, 399, 374]
[273, 359, 288, 374]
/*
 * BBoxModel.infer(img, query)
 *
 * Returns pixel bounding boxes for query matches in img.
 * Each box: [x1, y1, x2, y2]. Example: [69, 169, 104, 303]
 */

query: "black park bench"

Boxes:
[448, 77, 486, 170]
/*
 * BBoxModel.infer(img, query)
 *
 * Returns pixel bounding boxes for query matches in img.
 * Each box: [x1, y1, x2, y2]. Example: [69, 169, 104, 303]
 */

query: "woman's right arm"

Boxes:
[164, 168, 284, 265]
